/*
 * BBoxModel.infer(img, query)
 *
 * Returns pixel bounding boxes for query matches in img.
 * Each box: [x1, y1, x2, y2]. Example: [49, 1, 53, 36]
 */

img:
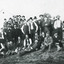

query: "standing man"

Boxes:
[3, 18, 8, 28]
[21, 15, 26, 23]
[12, 24, 22, 48]
[43, 16, 51, 36]
[21, 22, 29, 36]
[28, 17, 38, 42]
[54, 15, 62, 40]
[35, 15, 44, 36]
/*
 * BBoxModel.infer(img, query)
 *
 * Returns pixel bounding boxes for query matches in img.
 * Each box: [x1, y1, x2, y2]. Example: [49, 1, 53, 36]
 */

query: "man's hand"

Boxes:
[45, 43, 48, 46]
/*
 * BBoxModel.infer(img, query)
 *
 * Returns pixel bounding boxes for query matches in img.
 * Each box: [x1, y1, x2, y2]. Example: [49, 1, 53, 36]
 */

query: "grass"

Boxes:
[0, 48, 64, 64]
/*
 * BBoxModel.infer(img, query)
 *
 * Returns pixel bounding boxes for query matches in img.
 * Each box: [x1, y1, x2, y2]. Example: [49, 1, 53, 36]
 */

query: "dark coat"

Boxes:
[23, 24, 29, 35]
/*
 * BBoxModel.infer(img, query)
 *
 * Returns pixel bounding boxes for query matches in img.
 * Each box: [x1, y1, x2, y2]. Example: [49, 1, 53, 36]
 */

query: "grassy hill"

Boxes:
[0, 49, 64, 64]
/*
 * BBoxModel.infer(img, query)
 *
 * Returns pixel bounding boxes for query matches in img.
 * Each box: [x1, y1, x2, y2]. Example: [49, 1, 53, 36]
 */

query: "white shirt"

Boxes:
[0, 31, 4, 39]
[54, 20, 61, 29]
[0, 43, 5, 51]
[24, 38, 32, 46]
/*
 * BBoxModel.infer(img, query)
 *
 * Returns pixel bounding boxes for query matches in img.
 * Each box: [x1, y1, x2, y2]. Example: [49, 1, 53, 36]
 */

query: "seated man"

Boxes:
[6, 41, 13, 55]
[23, 35, 32, 51]
[53, 33, 62, 51]
[32, 32, 39, 50]
[15, 36, 22, 53]
[42, 32, 53, 52]
[40, 32, 45, 48]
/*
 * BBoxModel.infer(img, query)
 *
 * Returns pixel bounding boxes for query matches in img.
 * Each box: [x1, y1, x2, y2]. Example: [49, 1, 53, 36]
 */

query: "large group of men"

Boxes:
[0, 13, 64, 56]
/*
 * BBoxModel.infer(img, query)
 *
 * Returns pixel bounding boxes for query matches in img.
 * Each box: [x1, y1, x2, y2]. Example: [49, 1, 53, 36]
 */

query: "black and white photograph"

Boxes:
[0, 0, 64, 64]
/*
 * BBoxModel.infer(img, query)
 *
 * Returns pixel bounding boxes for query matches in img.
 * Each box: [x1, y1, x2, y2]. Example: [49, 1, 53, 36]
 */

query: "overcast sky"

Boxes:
[0, 0, 64, 28]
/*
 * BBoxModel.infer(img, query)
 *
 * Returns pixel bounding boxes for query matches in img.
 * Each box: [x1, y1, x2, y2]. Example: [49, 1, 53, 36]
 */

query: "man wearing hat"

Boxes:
[53, 33, 62, 51]
[36, 14, 44, 36]
[43, 16, 51, 36]
[3, 18, 8, 28]
[12, 24, 22, 48]
[21, 15, 26, 23]
[19, 16, 26, 28]
[42, 32, 53, 52]
[54, 15, 62, 40]
[27, 17, 38, 42]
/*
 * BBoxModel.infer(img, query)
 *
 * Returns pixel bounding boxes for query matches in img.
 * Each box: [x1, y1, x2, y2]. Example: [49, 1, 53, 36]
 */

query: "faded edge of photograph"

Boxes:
[0, 0, 64, 64]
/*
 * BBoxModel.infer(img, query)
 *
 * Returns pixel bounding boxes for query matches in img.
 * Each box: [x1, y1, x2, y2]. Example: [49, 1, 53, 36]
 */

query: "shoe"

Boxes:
[25, 49, 27, 51]
[22, 47, 26, 50]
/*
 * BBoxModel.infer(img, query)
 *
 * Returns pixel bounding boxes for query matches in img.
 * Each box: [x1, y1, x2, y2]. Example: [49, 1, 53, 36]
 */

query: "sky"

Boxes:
[0, 0, 64, 28]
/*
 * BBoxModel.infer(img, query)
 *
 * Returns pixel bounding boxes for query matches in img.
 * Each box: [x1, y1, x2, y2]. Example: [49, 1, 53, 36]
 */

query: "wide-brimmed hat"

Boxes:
[39, 14, 44, 17]
[56, 15, 60, 19]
